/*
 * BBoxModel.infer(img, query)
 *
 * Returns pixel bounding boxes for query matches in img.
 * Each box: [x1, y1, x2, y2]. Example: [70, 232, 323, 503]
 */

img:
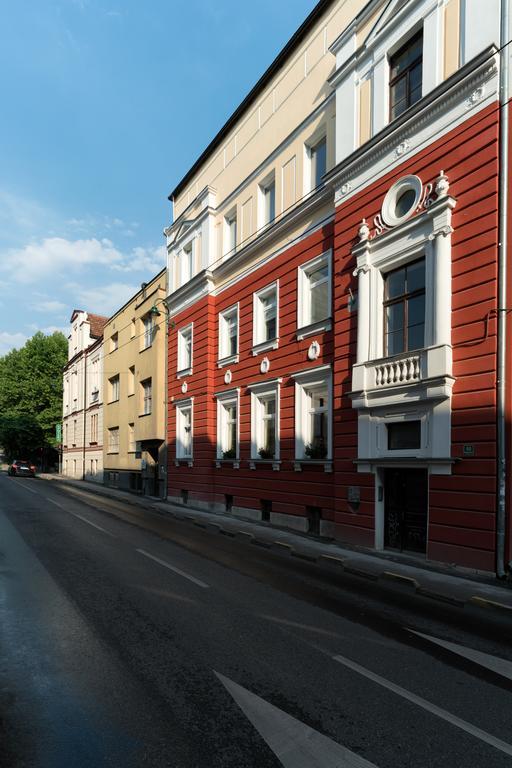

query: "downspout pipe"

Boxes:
[497, 0, 510, 578]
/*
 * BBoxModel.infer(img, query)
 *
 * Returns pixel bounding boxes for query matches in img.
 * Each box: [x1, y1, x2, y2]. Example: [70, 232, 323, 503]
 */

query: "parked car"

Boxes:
[8, 460, 36, 477]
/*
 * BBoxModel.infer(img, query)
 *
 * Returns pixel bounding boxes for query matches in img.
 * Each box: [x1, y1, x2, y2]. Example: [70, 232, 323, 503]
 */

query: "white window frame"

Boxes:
[218, 303, 239, 366]
[128, 365, 135, 396]
[297, 250, 332, 339]
[109, 374, 120, 403]
[128, 422, 135, 453]
[108, 426, 119, 454]
[305, 134, 327, 194]
[177, 323, 193, 377]
[258, 172, 276, 229]
[215, 389, 240, 461]
[176, 398, 193, 459]
[224, 209, 237, 257]
[142, 315, 154, 350]
[141, 378, 152, 416]
[248, 378, 282, 461]
[293, 365, 332, 461]
[252, 281, 279, 355]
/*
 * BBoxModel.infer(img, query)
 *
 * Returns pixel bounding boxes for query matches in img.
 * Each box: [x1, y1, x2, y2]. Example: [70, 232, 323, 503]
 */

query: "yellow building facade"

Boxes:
[102, 269, 167, 496]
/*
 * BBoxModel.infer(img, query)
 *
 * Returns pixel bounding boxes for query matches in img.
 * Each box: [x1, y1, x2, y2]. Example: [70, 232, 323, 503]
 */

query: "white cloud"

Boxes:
[111, 245, 165, 273]
[67, 281, 141, 316]
[33, 300, 68, 313]
[5, 237, 124, 284]
[0, 331, 29, 356]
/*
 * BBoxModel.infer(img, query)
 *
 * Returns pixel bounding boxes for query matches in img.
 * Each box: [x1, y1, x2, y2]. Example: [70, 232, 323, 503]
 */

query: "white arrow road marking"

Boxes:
[408, 628, 512, 681]
[214, 671, 379, 768]
[333, 653, 512, 758]
[136, 549, 209, 589]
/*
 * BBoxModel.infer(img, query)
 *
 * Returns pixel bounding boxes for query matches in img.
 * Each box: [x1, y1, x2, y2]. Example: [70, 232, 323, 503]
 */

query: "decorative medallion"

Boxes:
[308, 341, 320, 361]
[260, 357, 270, 374]
[181, 381, 188, 394]
[394, 140, 410, 158]
[224, 369, 232, 385]
[466, 86, 485, 109]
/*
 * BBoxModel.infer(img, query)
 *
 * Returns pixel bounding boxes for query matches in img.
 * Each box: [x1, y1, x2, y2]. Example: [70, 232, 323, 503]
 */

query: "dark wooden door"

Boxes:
[384, 468, 428, 553]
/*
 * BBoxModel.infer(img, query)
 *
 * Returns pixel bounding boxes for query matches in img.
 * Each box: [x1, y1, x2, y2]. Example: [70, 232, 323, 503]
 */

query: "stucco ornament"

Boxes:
[358, 219, 370, 241]
[434, 170, 450, 198]
[224, 370, 232, 385]
[181, 381, 188, 394]
[308, 341, 321, 361]
[260, 357, 270, 374]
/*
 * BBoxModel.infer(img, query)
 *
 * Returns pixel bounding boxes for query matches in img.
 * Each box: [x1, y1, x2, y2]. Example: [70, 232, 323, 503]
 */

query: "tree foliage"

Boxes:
[0, 331, 67, 460]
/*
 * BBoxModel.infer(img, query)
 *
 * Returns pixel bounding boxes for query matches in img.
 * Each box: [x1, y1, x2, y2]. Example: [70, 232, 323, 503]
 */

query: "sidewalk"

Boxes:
[38, 473, 512, 618]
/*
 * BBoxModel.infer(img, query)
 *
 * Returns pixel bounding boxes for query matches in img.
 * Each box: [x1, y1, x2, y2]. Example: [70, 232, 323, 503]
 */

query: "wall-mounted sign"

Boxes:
[348, 486, 360, 503]
[463, 444, 475, 457]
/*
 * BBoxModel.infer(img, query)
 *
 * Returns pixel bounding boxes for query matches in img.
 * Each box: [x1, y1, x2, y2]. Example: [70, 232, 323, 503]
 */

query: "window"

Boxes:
[387, 421, 421, 450]
[128, 423, 135, 452]
[128, 365, 135, 396]
[90, 413, 98, 444]
[73, 419, 77, 447]
[253, 283, 278, 352]
[384, 259, 425, 356]
[141, 378, 152, 415]
[110, 333, 118, 352]
[216, 391, 239, 460]
[293, 366, 332, 461]
[225, 211, 237, 256]
[250, 380, 280, 460]
[176, 400, 193, 458]
[310, 136, 327, 191]
[219, 305, 238, 362]
[109, 374, 120, 402]
[298, 252, 331, 331]
[108, 427, 119, 453]
[181, 242, 194, 285]
[389, 31, 423, 121]
[177, 324, 193, 375]
[260, 177, 276, 226]
[142, 315, 154, 350]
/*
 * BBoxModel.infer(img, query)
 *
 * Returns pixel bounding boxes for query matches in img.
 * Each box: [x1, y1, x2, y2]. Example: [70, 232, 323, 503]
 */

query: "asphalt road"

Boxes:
[1, 473, 512, 767]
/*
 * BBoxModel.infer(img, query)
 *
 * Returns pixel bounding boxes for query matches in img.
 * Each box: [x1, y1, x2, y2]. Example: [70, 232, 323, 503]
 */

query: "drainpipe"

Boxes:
[497, 0, 510, 578]
[82, 347, 87, 482]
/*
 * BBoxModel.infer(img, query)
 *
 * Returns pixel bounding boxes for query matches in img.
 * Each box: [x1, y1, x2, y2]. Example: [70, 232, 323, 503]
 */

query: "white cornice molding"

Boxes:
[330, 46, 498, 206]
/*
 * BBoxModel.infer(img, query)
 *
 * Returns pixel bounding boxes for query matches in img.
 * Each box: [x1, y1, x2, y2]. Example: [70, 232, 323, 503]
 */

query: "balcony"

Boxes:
[351, 345, 453, 409]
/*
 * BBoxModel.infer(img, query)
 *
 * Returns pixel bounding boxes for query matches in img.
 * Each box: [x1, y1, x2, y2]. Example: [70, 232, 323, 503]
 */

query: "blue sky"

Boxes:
[0, 0, 316, 354]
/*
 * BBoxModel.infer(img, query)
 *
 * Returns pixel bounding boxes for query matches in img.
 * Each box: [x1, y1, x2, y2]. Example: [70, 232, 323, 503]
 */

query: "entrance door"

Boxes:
[384, 468, 428, 553]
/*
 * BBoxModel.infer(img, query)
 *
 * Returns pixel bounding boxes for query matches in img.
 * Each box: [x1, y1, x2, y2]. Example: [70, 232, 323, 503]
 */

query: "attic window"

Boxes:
[389, 30, 423, 121]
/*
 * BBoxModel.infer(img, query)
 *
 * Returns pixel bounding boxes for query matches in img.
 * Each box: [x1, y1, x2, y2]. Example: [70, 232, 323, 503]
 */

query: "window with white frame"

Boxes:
[298, 251, 331, 331]
[176, 400, 193, 458]
[142, 315, 154, 350]
[216, 390, 239, 460]
[108, 427, 119, 453]
[128, 423, 135, 452]
[181, 242, 194, 285]
[308, 136, 327, 191]
[128, 365, 135, 396]
[259, 176, 276, 227]
[224, 211, 237, 256]
[293, 366, 332, 461]
[109, 374, 120, 402]
[249, 380, 280, 460]
[141, 378, 152, 415]
[253, 283, 278, 351]
[177, 324, 193, 375]
[90, 413, 98, 443]
[218, 305, 238, 362]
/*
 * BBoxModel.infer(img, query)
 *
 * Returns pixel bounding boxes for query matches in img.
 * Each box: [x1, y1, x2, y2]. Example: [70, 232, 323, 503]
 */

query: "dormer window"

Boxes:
[389, 30, 423, 121]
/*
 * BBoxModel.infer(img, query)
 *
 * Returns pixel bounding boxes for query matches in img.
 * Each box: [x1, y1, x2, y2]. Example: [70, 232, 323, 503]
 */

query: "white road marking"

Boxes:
[70, 512, 116, 537]
[136, 549, 209, 589]
[215, 671, 379, 767]
[260, 614, 343, 639]
[46, 496, 66, 510]
[408, 628, 512, 681]
[333, 653, 512, 758]
[12, 480, 38, 494]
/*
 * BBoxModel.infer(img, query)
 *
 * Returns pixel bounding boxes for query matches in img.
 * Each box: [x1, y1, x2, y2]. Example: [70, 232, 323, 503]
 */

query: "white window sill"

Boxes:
[177, 367, 192, 379]
[249, 459, 281, 471]
[215, 459, 240, 469]
[296, 318, 332, 341]
[293, 460, 333, 473]
[175, 458, 193, 467]
[252, 338, 279, 356]
[218, 354, 239, 368]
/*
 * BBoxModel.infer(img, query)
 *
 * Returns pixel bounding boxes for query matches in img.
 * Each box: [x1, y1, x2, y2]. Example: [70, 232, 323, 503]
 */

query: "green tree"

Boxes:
[0, 331, 67, 461]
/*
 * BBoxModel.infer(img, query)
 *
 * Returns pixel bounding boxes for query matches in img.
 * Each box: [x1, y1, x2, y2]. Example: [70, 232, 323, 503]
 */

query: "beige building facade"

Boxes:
[102, 269, 167, 496]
